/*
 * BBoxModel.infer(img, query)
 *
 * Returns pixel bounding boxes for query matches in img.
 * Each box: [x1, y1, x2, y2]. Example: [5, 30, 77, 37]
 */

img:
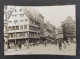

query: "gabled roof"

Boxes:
[8, 6, 44, 21]
[22, 7, 44, 21]
[8, 7, 15, 19]
[62, 16, 75, 24]
[65, 16, 74, 22]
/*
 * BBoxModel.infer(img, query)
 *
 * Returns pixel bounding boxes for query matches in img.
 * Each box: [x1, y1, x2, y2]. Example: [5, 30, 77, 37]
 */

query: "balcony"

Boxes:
[8, 36, 40, 40]
[29, 24, 39, 27]
[9, 36, 29, 40]
[29, 30, 40, 33]
[8, 30, 28, 33]
[29, 36, 40, 38]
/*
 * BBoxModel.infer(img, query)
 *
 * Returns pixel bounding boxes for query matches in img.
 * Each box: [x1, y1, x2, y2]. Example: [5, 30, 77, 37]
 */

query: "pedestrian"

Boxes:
[44, 40, 47, 46]
[22, 44, 25, 49]
[63, 41, 67, 51]
[67, 39, 70, 46]
[52, 40, 54, 44]
[9, 42, 12, 49]
[58, 40, 62, 50]
[18, 41, 22, 49]
[36, 41, 39, 46]
[12, 43, 14, 49]
[55, 40, 57, 45]
[4, 43, 8, 51]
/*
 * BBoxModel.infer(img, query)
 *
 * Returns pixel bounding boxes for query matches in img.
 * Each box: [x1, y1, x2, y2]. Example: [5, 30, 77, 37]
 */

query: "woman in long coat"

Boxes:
[63, 41, 67, 51]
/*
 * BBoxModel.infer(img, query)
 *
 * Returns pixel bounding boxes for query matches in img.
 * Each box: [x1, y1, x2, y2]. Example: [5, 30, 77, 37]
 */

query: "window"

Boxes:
[20, 25, 23, 29]
[9, 33, 13, 37]
[20, 9, 22, 11]
[13, 15, 14, 17]
[15, 20, 18, 23]
[66, 24, 69, 26]
[20, 20, 23, 22]
[13, 15, 17, 17]
[6, 26, 7, 32]
[67, 27, 74, 31]
[25, 32, 27, 36]
[16, 26, 19, 30]
[72, 28, 74, 30]
[14, 20, 18, 23]
[12, 26, 15, 30]
[29, 26, 31, 30]
[37, 28, 39, 31]
[24, 25, 27, 29]
[67, 33, 73, 35]
[17, 33, 19, 37]
[20, 14, 24, 17]
[9, 21, 12, 23]
[19, 33, 25, 37]
[67, 28, 69, 30]
[9, 26, 12, 31]
[25, 19, 28, 22]
[5, 14, 7, 20]
[15, 9, 17, 12]
[15, 15, 17, 17]
[13, 33, 15, 37]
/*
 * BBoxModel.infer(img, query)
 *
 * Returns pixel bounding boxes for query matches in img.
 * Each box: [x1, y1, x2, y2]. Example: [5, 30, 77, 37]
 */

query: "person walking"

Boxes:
[36, 41, 40, 46]
[67, 39, 70, 46]
[58, 40, 62, 50]
[44, 40, 47, 46]
[9, 42, 12, 49]
[63, 41, 67, 52]
[18, 41, 22, 49]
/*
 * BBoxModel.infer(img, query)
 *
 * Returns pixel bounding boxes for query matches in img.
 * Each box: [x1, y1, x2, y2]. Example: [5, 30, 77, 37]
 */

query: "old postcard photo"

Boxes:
[4, 5, 76, 55]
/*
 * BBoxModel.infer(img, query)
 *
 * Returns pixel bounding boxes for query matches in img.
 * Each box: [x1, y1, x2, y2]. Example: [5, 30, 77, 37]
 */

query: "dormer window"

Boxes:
[15, 9, 17, 12]
[20, 20, 23, 22]
[9, 21, 12, 23]
[14, 15, 17, 17]
[20, 14, 24, 17]
[25, 19, 28, 22]
[20, 9, 22, 11]
[13, 15, 14, 17]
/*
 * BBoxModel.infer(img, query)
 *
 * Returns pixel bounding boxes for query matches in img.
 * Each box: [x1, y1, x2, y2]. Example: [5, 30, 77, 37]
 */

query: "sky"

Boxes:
[33, 5, 76, 28]
[7, 5, 76, 28]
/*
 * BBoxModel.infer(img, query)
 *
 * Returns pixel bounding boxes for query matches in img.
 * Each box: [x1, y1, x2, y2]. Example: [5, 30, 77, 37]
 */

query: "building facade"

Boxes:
[44, 21, 55, 40]
[8, 6, 44, 46]
[57, 26, 63, 39]
[4, 10, 8, 44]
[62, 16, 76, 41]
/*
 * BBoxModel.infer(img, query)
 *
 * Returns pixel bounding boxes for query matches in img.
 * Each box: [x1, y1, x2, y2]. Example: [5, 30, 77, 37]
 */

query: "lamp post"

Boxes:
[27, 32, 29, 49]
[14, 20, 17, 50]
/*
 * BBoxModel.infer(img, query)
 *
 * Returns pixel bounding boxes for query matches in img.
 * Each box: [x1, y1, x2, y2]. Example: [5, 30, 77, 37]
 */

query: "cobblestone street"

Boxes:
[4, 42, 76, 55]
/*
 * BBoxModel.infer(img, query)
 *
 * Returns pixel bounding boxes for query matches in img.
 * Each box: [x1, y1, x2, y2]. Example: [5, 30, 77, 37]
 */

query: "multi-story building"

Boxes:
[44, 21, 55, 40]
[57, 27, 63, 39]
[4, 9, 8, 44]
[55, 28, 59, 39]
[62, 16, 76, 41]
[52, 26, 56, 39]
[8, 6, 44, 46]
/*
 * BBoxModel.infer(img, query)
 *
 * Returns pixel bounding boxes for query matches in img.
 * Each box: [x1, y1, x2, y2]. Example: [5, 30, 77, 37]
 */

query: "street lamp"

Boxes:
[14, 20, 17, 50]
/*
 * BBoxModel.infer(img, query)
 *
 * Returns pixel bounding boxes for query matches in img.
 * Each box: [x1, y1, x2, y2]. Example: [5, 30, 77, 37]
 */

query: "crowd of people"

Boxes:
[51, 38, 76, 51]
[4, 38, 76, 52]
